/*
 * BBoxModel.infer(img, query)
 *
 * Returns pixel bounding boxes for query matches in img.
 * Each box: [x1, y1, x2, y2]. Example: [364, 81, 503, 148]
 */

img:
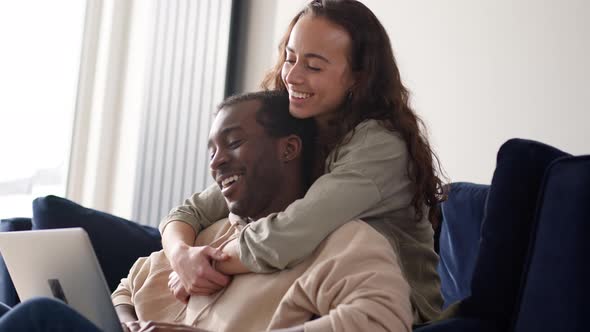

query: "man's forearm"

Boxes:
[115, 304, 138, 323]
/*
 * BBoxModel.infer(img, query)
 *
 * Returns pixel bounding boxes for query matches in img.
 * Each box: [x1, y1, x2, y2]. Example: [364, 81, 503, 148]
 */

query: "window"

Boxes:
[0, 2, 86, 218]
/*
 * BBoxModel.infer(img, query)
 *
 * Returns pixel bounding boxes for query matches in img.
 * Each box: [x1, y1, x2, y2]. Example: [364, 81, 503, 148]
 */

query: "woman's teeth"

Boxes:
[290, 90, 312, 99]
[222, 175, 241, 188]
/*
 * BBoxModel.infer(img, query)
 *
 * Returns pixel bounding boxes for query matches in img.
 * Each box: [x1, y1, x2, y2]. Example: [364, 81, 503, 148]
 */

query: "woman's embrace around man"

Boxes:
[162, 0, 446, 328]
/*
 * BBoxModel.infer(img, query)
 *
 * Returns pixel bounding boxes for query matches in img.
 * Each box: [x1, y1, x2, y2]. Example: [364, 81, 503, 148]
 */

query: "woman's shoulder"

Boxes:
[326, 119, 407, 170]
[345, 119, 405, 152]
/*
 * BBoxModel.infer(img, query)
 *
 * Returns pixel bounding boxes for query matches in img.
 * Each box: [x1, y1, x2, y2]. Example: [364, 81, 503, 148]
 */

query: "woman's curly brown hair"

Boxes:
[262, 0, 447, 226]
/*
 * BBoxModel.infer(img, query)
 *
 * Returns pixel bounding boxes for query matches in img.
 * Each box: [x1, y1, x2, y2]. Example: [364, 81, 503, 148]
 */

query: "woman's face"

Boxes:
[281, 15, 355, 125]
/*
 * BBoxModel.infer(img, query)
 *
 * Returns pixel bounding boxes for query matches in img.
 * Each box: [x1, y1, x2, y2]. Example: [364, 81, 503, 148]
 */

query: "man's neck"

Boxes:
[246, 171, 306, 221]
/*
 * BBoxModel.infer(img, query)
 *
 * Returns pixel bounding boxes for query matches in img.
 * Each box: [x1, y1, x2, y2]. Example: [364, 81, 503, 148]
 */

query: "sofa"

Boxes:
[1, 138, 588, 331]
[418, 139, 590, 332]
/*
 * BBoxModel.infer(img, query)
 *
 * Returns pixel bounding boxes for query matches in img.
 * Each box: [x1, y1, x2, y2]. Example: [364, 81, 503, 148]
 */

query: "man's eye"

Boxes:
[285, 58, 295, 64]
[228, 140, 242, 149]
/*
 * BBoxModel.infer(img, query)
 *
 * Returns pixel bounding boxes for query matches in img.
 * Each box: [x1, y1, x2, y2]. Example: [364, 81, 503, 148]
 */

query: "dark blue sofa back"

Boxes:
[514, 156, 590, 332]
[0, 196, 161, 307]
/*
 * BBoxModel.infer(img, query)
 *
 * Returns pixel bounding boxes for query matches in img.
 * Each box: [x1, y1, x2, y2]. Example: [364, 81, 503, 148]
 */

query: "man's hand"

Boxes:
[121, 321, 142, 332]
[168, 244, 231, 296]
[122, 321, 211, 332]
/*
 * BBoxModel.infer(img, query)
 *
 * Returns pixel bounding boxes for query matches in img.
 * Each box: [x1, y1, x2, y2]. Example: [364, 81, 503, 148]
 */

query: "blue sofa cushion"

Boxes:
[437, 182, 489, 309]
[462, 139, 570, 329]
[514, 156, 590, 332]
[0, 218, 33, 307]
[0, 218, 32, 232]
[32, 196, 162, 292]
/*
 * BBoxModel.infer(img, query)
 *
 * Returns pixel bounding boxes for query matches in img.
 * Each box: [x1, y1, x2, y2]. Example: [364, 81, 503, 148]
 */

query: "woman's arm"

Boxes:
[159, 184, 229, 248]
[236, 122, 410, 273]
[214, 237, 249, 275]
[160, 184, 231, 294]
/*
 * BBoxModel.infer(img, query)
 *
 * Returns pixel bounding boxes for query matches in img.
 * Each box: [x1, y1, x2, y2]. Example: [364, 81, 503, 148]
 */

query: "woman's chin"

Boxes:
[288, 106, 313, 119]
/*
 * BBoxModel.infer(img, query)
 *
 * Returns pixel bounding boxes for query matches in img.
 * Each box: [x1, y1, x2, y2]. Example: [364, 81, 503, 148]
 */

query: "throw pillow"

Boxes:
[32, 196, 162, 292]
[437, 182, 489, 309]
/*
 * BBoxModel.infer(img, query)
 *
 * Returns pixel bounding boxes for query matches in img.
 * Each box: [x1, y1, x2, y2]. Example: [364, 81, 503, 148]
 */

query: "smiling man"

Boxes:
[112, 91, 413, 332]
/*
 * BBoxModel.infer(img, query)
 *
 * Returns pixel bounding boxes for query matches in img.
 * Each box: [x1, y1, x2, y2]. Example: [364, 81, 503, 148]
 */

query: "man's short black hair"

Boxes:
[217, 91, 316, 186]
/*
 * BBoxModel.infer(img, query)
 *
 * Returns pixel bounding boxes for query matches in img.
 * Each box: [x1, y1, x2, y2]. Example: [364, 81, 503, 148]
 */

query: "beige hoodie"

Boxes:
[114, 217, 413, 332]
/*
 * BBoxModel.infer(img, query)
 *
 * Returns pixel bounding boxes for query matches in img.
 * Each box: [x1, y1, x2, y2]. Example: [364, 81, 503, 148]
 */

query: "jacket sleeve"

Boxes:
[111, 257, 149, 307]
[277, 221, 413, 332]
[159, 183, 229, 236]
[239, 123, 410, 272]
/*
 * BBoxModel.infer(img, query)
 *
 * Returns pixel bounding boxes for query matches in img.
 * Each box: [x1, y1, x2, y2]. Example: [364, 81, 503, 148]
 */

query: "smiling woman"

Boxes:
[282, 15, 356, 125]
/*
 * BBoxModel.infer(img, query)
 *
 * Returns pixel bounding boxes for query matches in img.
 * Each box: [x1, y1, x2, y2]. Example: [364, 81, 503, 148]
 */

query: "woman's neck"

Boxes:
[310, 118, 339, 182]
[314, 116, 340, 145]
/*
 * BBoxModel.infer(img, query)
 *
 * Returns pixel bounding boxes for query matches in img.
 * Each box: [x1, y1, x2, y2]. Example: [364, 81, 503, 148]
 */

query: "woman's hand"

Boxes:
[215, 238, 251, 275]
[168, 244, 231, 297]
[168, 271, 190, 303]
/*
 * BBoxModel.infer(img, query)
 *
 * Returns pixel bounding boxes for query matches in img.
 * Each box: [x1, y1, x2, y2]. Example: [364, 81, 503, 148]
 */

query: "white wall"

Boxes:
[241, 0, 590, 184]
[68, 0, 589, 218]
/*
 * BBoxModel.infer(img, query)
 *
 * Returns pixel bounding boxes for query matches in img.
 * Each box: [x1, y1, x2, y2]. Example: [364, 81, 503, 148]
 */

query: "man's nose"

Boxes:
[210, 149, 229, 171]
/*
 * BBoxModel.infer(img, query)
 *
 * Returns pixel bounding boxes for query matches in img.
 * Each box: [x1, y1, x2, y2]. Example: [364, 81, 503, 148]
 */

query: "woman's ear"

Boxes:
[279, 135, 303, 162]
[349, 70, 362, 95]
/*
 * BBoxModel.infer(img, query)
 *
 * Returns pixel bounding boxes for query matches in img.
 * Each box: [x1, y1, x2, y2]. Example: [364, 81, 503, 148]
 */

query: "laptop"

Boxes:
[0, 228, 124, 332]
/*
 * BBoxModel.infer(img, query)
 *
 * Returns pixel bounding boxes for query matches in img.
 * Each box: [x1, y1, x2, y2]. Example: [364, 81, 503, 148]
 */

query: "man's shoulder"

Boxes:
[328, 219, 386, 239]
[319, 220, 392, 253]
[194, 217, 232, 246]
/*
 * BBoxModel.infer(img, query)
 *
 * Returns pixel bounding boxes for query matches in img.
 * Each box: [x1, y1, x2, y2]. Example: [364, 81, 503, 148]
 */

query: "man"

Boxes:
[112, 91, 413, 332]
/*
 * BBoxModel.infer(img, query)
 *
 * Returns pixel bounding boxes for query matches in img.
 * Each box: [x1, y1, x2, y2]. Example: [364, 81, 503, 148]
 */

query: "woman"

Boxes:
[162, 0, 445, 323]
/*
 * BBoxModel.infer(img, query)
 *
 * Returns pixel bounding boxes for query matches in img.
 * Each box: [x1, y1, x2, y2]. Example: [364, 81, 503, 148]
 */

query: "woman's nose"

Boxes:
[285, 62, 304, 85]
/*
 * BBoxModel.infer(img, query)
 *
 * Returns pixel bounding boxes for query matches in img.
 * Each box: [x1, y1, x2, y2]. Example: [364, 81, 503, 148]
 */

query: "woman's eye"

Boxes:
[307, 65, 321, 71]
[285, 58, 295, 64]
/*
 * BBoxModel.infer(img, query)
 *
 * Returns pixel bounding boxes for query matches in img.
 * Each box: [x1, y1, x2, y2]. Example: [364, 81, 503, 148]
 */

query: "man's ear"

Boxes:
[279, 135, 303, 162]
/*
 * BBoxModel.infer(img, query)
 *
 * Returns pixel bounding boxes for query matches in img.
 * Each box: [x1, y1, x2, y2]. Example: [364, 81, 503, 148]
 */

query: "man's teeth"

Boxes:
[290, 90, 312, 99]
[221, 175, 241, 188]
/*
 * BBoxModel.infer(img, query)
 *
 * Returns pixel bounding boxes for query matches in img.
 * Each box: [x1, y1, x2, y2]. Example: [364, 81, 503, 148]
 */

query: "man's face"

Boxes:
[208, 100, 283, 219]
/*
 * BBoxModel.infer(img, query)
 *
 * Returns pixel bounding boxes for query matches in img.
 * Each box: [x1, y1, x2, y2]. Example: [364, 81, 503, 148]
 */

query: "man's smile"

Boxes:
[221, 174, 242, 188]
[217, 172, 244, 197]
